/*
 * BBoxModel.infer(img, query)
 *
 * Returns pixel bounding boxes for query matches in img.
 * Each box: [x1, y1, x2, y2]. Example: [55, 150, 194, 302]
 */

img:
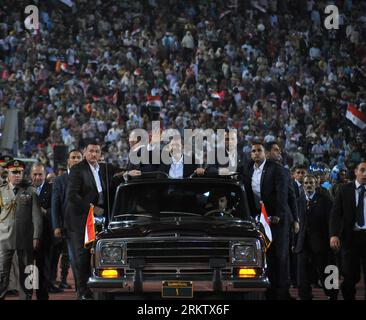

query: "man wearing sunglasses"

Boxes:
[0, 160, 43, 300]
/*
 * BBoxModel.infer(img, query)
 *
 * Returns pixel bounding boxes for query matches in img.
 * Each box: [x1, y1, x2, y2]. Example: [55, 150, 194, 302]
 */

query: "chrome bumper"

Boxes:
[88, 275, 269, 293]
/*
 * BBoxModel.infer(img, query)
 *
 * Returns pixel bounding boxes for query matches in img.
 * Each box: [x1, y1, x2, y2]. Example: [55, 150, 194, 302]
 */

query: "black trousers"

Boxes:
[34, 237, 52, 300]
[68, 230, 91, 297]
[265, 220, 291, 300]
[289, 232, 297, 287]
[50, 241, 62, 284]
[60, 239, 71, 283]
[297, 246, 339, 300]
[341, 231, 366, 300]
[49, 239, 71, 284]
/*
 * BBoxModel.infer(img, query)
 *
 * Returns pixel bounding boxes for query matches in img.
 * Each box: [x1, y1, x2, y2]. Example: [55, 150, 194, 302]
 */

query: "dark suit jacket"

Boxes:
[295, 191, 333, 253]
[205, 148, 245, 177]
[283, 167, 298, 223]
[37, 181, 53, 242]
[51, 172, 68, 230]
[243, 159, 290, 221]
[38, 181, 52, 211]
[330, 181, 359, 248]
[159, 154, 197, 178]
[64, 160, 120, 233]
[293, 180, 301, 199]
[127, 145, 158, 173]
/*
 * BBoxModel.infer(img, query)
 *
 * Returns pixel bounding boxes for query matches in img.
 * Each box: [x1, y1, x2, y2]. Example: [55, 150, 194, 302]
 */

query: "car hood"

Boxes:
[98, 216, 259, 239]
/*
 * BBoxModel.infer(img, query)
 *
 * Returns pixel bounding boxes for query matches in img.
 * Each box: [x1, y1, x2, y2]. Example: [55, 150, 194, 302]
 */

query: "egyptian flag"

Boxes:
[147, 95, 163, 108]
[211, 91, 225, 102]
[134, 68, 142, 76]
[346, 103, 366, 130]
[112, 91, 118, 105]
[84, 205, 96, 247]
[259, 201, 272, 250]
[288, 85, 296, 98]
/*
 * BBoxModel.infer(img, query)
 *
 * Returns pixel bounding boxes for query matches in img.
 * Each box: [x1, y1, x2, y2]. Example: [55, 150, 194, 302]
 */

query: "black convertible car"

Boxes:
[88, 174, 269, 299]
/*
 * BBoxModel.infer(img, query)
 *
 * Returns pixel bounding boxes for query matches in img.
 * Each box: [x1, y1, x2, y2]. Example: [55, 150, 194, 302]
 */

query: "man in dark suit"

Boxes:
[291, 165, 307, 200]
[159, 137, 199, 178]
[126, 130, 159, 178]
[265, 142, 299, 292]
[205, 130, 244, 177]
[265, 142, 299, 231]
[330, 161, 366, 300]
[290, 164, 307, 286]
[64, 141, 120, 300]
[243, 141, 291, 300]
[295, 174, 338, 300]
[51, 149, 83, 290]
[31, 162, 62, 300]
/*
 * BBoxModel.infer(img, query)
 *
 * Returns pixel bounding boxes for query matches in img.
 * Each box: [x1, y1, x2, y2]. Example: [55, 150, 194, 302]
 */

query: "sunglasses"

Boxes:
[9, 170, 23, 175]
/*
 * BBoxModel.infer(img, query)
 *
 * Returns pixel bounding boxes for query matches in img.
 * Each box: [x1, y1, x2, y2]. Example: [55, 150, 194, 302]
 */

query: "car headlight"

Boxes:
[231, 245, 256, 264]
[102, 247, 122, 261]
[99, 242, 126, 265]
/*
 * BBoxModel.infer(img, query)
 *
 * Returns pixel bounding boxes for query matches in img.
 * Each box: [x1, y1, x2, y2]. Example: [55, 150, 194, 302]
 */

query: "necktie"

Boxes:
[357, 186, 365, 227]
[13, 187, 18, 195]
[306, 199, 311, 211]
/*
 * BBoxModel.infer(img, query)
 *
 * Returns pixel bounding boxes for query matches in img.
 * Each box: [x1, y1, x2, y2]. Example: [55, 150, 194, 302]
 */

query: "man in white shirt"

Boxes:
[64, 141, 121, 299]
[243, 141, 292, 299]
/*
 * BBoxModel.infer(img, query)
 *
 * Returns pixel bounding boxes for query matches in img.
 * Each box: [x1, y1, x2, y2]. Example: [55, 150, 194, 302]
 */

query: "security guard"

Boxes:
[0, 155, 13, 185]
[0, 160, 43, 300]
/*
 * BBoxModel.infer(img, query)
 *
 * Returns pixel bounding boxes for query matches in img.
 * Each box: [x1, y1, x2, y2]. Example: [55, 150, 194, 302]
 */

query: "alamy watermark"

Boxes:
[24, 264, 39, 290]
[324, 265, 339, 290]
[24, 5, 39, 31]
[129, 122, 238, 172]
[324, 5, 339, 30]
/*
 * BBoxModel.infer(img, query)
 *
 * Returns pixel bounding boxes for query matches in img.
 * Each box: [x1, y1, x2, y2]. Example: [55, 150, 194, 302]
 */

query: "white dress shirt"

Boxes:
[355, 181, 366, 230]
[36, 182, 45, 196]
[251, 159, 266, 199]
[305, 191, 315, 201]
[169, 155, 184, 179]
[88, 162, 103, 193]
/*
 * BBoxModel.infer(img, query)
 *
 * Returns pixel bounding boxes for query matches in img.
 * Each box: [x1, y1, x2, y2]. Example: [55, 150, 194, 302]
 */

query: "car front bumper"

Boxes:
[88, 274, 270, 294]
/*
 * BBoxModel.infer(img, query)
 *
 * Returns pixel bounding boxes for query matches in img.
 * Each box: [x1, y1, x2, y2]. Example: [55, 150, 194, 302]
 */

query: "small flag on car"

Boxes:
[259, 201, 272, 251]
[84, 205, 96, 247]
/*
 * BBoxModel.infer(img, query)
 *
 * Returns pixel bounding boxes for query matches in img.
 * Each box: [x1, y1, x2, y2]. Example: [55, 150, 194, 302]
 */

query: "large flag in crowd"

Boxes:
[346, 103, 366, 130]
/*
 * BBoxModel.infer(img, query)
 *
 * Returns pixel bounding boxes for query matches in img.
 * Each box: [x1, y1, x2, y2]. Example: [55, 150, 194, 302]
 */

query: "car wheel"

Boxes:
[243, 291, 266, 300]
[93, 292, 112, 300]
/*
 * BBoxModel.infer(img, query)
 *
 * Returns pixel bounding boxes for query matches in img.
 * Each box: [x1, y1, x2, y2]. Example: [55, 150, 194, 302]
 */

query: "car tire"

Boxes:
[93, 292, 111, 300]
[243, 291, 266, 300]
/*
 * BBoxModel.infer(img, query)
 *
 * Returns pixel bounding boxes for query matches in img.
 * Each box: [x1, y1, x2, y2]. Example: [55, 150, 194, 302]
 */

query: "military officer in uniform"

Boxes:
[0, 156, 13, 185]
[0, 160, 43, 300]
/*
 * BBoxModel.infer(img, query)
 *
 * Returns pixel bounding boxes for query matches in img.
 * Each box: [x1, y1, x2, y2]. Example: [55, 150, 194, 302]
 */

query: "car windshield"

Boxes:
[112, 181, 250, 220]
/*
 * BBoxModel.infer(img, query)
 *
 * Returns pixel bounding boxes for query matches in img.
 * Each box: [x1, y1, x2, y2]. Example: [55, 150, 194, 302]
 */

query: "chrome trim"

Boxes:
[88, 277, 270, 293]
[229, 239, 262, 266]
[95, 237, 264, 268]
[96, 240, 127, 267]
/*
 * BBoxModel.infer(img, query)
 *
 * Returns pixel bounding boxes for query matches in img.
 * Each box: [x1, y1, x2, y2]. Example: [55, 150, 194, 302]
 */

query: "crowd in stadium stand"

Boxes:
[0, 0, 366, 178]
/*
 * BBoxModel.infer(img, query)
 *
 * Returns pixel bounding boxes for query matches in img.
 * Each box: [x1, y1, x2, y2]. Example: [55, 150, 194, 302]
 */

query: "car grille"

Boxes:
[126, 240, 231, 266]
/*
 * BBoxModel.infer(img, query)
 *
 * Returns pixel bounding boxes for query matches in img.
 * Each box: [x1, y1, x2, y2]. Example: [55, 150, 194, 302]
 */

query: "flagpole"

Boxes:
[103, 156, 111, 224]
